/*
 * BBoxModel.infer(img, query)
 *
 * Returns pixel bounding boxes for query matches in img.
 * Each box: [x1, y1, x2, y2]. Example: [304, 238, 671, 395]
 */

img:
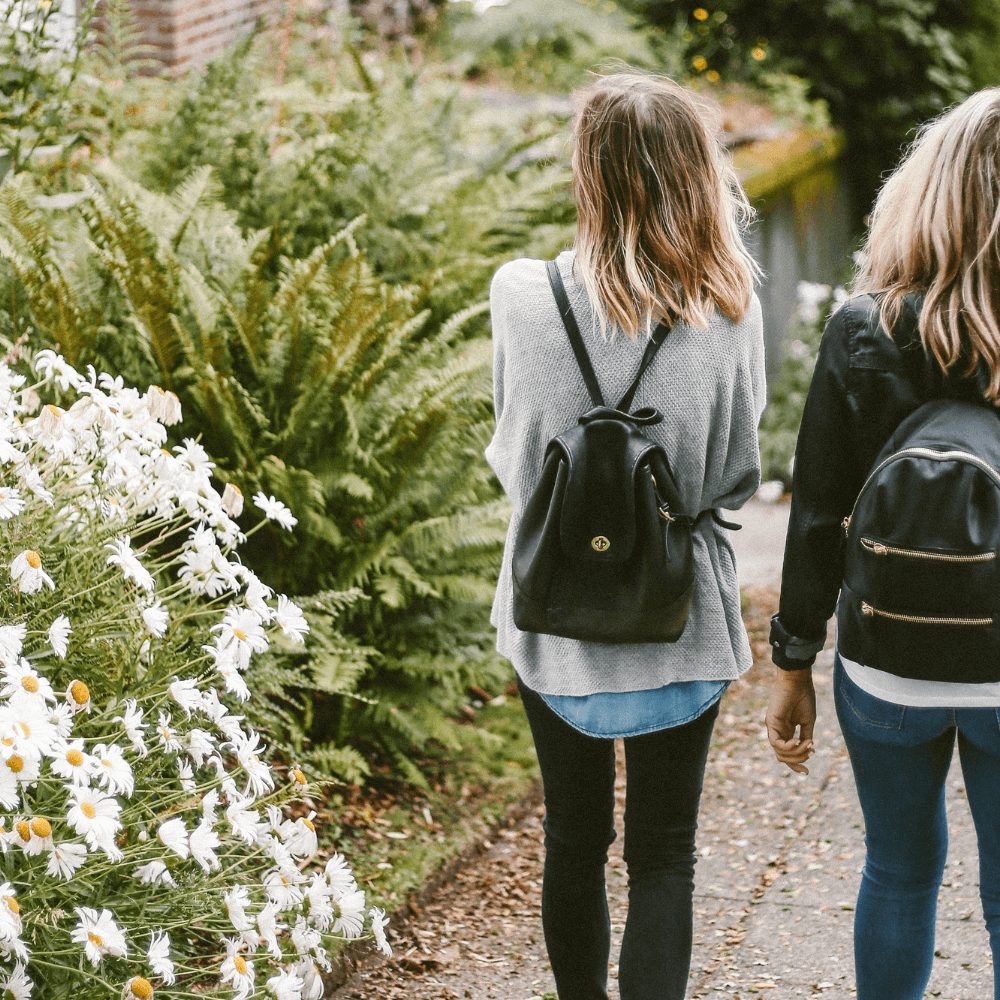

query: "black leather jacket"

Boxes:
[771, 291, 995, 669]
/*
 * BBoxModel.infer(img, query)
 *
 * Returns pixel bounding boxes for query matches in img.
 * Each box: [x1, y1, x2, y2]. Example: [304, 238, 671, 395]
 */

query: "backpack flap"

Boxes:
[555, 415, 656, 564]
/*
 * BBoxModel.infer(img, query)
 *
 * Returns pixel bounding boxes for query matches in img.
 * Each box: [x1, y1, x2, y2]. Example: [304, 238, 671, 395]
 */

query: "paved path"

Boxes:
[334, 498, 994, 999]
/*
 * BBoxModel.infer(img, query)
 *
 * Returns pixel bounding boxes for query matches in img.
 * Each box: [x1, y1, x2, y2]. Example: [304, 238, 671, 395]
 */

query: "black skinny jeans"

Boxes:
[517, 676, 719, 1000]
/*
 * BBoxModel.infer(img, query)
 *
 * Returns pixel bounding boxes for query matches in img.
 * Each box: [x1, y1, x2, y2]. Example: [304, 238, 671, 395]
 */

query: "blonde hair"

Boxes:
[855, 88, 1000, 403]
[571, 72, 760, 340]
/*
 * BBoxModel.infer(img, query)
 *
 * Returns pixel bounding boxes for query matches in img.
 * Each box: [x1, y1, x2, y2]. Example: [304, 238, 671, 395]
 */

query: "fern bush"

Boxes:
[0, 166, 513, 785]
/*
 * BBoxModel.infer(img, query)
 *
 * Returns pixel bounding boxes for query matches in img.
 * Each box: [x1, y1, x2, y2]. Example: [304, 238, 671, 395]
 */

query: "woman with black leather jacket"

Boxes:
[766, 89, 1000, 1000]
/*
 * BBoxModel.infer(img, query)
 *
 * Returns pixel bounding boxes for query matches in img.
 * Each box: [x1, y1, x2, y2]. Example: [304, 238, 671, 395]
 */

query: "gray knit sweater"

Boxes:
[484, 249, 766, 696]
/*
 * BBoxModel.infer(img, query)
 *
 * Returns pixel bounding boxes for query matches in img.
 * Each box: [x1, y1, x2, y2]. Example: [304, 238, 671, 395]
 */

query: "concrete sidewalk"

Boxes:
[333, 497, 994, 999]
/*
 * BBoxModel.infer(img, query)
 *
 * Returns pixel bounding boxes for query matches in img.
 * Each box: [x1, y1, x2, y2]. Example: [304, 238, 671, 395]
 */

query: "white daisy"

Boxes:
[92, 744, 134, 797]
[264, 867, 305, 911]
[47, 615, 71, 658]
[133, 860, 176, 887]
[50, 739, 92, 785]
[169, 677, 203, 717]
[72, 907, 127, 965]
[0, 962, 32, 1000]
[0, 488, 25, 521]
[46, 841, 87, 880]
[115, 700, 147, 757]
[189, 816, 220, 872]
[266, 968, 305, 1000]
[281, 813, 318, 858]
[0, 883, 23, 958]
[225, 886, 254, 933]
[0, 624, 26, 668]
[274, 595, 308, 645]
[105, 537, 154, 593]
[141, 601, 169, 638]
[304, 874, 334, 930]
[369, 906, 391, 956]
[324, 853, 358, 896]
[220, 939, 255, 1000]
[65, 679, 92, 714]
[210, 608, 268, 672]
[157, 817, 189, 859]
[66, 787, 121, 856]
[156, 712, 182, 754]
[148, 930, 176, 985]
[9, 550, 55, 595]
[1, 659, 56, 703]
[331, 887, 366, 939]
[252, 492, 298, 530]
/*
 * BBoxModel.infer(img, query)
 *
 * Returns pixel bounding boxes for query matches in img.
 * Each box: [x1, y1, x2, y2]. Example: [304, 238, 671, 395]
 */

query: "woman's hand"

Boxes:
[765, 668, 817, 775]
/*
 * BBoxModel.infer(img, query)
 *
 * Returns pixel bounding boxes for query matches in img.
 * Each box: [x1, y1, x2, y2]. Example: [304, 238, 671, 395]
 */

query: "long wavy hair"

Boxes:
[571, 72, 760, 340]
[854, 88, 1000, 403]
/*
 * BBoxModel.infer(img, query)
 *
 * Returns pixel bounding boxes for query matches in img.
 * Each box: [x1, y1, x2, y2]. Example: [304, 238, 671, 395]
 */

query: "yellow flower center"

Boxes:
[15, 821, 29, 842]
[69, 680, 90, 705]
[693, 6, 709, 19]
[101, 758, 112, 769]
[20, 676, 39, 694]
[281, 875, 289, 886]
[25, 550, 41, 569]
[87, 931, 103, 948]
[232, 627, 247, 642]
[7, 756, 23, 774]
[129, 977, 154, 1000]
[233, 955, 248, 975]
[81, 802, 97, 820]
[290, 768, 307, 786]
[66, 748, 84, 767]
[30, 817, 51, 838]
[228, 484, 242, 495]
[45, 404, 62, 418]
[302, 817, 315, 832]
[15, 722, 30, 739]
[3, 896, 19, 916]
[0, 737, 11, 747]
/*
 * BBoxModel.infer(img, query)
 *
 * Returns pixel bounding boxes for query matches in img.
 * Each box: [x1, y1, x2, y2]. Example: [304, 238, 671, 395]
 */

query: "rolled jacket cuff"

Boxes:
[769, 613, 825, 671]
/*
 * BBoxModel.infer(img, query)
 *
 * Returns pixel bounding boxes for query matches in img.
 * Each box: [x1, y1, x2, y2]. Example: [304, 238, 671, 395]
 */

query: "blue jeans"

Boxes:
[835, 655, 1000, 999]
[516, 675, 719, 1000]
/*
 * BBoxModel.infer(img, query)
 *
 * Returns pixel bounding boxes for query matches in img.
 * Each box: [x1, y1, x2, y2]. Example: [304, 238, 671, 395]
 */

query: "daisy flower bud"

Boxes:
[221, 482, 244, 518]
[66, 679, 91, 713]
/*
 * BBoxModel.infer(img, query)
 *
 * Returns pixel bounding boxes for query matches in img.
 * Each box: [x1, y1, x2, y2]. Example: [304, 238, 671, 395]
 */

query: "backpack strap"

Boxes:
[546, 260, 604, 408]
[545, 259, 671, 414]
[615, 321, 671, 413]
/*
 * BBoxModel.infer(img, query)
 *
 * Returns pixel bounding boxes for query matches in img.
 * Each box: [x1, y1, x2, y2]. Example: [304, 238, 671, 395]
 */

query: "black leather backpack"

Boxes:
[838, 398, 1000, 683]
[511, 260, 730, 644]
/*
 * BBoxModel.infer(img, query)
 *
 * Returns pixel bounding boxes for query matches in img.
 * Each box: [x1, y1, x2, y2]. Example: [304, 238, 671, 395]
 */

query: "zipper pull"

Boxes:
[861, 601, 874, 616]
[872, 542, 888, 556]
[842, 515, 851, 535]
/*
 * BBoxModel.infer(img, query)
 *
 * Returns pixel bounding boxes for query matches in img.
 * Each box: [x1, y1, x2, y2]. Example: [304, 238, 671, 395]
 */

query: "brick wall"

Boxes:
[126, 0, 285, 75]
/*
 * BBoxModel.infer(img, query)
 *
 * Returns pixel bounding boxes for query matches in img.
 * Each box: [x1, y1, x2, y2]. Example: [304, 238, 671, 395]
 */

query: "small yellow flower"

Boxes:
[693, 6, 709, 20]
[751, 45, 767, 61]
[706, 69, 721, 82]
[692, 55, 708, 72]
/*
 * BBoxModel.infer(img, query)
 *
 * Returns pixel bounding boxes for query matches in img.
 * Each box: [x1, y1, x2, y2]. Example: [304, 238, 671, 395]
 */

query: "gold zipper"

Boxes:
[860, 601, 993, 626]
[860, 538, 996, 563]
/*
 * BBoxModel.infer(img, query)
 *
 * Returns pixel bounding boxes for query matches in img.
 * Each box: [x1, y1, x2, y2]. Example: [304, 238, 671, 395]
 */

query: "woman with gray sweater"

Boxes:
[485, 73, 766, 1000]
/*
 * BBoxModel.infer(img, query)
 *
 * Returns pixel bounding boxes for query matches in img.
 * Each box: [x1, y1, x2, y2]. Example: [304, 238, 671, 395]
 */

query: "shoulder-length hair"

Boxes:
[854, 88, 1000, 403]
[571, 72, 760, 340]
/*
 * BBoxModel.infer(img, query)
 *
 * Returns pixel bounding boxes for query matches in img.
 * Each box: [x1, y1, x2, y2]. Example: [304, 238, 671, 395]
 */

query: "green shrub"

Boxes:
[0, 166, 512, 785]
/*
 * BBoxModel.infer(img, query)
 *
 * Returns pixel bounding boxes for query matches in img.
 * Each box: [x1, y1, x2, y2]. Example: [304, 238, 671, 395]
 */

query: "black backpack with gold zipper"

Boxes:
[838, 397, 1000, 682]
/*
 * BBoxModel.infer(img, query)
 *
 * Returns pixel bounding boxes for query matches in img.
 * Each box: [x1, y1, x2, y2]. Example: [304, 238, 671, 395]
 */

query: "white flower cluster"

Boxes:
[0, 352, 390, 998]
